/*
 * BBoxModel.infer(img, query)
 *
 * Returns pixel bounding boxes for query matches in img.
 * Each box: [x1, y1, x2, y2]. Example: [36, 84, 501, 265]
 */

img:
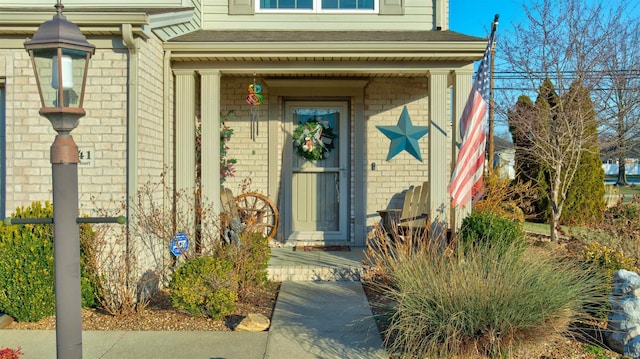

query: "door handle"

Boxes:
[335, 173, 340, 204]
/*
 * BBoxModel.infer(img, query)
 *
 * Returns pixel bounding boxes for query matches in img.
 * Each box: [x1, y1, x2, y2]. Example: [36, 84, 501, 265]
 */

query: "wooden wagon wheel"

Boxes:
[234, 192, 279, 240]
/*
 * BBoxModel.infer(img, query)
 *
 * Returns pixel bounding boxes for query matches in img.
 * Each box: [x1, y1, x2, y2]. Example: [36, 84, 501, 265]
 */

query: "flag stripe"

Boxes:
[448, 27, 495, 208]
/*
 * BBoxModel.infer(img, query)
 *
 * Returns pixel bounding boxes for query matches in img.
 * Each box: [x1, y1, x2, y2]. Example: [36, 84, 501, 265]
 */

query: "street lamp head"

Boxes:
[24, 1, 95, 133]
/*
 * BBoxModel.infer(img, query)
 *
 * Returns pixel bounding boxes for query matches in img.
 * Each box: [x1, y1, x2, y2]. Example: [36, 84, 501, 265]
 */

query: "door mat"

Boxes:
[294, 245, 351, 252]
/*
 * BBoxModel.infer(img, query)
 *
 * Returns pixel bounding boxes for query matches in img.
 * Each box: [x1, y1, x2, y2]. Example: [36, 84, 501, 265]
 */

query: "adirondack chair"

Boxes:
[397, 182, 429, 230]
[377, 182, 429, 234]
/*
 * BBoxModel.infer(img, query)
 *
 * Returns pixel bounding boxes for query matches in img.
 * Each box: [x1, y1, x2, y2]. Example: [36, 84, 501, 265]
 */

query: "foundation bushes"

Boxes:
[169, 256, 238, 319]
[169, 232, 271, 319]
[0, 201, 99, 322]
[215, 231, 271, 299]
[365, 210, 607, 358]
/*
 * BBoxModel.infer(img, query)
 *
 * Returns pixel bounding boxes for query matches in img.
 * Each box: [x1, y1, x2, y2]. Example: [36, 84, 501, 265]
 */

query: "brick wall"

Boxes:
[0, 45, 129, 217]
[364, 78, 431, 226]
[218, 77, 270, 194]
[77, 48, 128, 214]
[137, 36, 166, 181]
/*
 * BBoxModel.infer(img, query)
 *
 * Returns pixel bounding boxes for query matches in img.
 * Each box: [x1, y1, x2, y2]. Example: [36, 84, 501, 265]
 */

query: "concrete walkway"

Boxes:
[0, 248, 388, 359]
[265, 282, 386, 359]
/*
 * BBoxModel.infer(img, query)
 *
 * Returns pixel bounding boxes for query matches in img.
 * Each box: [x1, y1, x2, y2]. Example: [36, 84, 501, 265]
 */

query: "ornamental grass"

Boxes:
[365, 224, 608, 358]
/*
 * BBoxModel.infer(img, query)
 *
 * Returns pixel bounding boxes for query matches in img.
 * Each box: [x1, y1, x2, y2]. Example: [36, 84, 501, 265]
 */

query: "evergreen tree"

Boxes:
[560, 81, 605, 224]
[508, 95, 541, 217]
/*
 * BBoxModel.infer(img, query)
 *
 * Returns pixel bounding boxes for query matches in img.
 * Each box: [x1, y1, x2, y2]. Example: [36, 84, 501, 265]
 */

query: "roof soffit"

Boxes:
[0, 7, 195, 37]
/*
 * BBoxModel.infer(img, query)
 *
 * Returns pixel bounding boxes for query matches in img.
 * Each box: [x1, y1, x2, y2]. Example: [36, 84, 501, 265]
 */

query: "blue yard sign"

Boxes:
[170, 232, 189, 256]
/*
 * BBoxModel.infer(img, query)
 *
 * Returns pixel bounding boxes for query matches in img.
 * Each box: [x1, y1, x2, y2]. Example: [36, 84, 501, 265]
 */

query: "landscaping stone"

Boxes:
[234, 313, 270, 332]
[0, 313, 14, 328]
[606, 269, 640, 358]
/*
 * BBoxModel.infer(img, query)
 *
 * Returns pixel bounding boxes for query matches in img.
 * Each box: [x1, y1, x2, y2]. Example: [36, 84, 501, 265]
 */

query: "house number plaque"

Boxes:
[78, 145, 95, 167]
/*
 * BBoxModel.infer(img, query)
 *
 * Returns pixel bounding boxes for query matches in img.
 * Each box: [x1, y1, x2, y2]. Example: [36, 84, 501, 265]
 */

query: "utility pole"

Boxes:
[487, 17, 498, 175]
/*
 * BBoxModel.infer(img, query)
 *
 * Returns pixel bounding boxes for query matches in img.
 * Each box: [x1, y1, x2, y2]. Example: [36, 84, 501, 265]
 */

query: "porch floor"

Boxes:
[268, 246, 369, 281]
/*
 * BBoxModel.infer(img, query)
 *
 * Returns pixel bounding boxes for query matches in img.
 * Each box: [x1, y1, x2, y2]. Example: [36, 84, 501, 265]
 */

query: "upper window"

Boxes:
[258, 0, 377, 12]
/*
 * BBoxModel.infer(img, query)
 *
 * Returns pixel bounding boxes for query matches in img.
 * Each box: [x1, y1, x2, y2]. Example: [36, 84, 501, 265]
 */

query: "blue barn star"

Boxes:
[376, 106, 428, 162]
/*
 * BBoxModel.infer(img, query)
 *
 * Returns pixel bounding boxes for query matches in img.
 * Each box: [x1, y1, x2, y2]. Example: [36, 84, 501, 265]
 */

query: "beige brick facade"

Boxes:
[0, 34, 167, 219]
[364, 78, 431, 223]
[218, 77, 270, 194]
[137, 36, 166, 181]
[204, 76, 448, 241]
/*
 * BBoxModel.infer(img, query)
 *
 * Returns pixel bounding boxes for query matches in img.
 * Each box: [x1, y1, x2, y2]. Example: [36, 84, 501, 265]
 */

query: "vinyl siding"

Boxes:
[2, 0, 191, 6]
[203, 0, 436, 31]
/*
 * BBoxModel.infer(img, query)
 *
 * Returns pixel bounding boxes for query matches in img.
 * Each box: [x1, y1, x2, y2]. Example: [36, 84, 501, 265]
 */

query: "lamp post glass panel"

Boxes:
[32, 48, 87, 109]
[24, 1, 94, 358]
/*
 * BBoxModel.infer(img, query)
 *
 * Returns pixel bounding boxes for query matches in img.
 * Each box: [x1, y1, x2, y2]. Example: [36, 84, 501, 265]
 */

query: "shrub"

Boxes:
[169, 256, 238, 319]
[584, 197, 640, 274]
[460, 210, 524, 254]
[371, 235, 606, 358]
[215, 231, 271, 299]
[0, 201, 99, 322]
[365, 219, 607, 358]
[583, 242, 636, 277]
[473, 170, 536, 222]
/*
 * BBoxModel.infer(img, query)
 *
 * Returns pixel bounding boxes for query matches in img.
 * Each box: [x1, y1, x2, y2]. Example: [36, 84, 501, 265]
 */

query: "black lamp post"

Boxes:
[23, 1, 94, 358]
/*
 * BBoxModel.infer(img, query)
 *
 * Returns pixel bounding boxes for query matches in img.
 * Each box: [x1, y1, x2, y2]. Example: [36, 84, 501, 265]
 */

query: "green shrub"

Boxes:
[169, 256, 238, 318]
[460, 210, 524, 254]
[583, 242, 636, 277]
[0, 201, 99, 322]
[216, 231, 271, 299]
[379, 237, 607, 358]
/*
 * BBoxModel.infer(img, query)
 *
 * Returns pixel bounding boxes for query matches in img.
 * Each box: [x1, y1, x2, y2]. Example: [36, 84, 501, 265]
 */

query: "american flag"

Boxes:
[448, 23, 496, 207]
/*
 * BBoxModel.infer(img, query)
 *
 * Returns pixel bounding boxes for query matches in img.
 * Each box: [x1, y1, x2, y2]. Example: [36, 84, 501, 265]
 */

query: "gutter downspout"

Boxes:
[122, 23, 139, 221]
[163, 50, 171, 199]
[163, 49, 171, 272]
[122, 23, 138, 283]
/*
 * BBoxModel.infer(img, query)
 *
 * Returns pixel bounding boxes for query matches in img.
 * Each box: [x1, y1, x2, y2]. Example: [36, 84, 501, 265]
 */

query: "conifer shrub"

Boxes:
[0, 201, 99, 322]
[169, 256, 238, 319]
[561, 149, 605, 225]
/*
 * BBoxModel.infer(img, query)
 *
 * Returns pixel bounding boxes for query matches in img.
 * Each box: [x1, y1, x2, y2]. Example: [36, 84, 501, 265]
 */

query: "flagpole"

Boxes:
[449, 13, 499, 208]
[487, 14, 499, 175]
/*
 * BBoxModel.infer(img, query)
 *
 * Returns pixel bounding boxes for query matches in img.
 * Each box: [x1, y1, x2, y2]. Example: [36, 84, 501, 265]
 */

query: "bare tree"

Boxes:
[499, 0, 615, 240]
[593, 6, 640, 185]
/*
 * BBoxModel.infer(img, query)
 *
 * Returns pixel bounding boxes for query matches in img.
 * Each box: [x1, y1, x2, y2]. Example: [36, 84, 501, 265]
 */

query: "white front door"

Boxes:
[285, 101, 349, 242]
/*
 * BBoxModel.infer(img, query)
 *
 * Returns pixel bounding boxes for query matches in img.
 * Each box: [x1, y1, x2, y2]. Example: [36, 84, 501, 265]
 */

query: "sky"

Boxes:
[449, 0, 523, 38]
[449, 0, 525, 137]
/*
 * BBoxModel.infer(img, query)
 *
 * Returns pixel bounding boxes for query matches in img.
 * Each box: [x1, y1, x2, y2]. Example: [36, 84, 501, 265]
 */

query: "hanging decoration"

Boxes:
[246, 74, 262, 141]
[292, 118, 336, 161]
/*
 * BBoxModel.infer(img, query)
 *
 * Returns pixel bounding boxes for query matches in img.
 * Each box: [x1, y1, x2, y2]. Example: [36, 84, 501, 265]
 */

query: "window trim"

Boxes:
[255, 0, 379, 13]
[0, 80, 5, 219]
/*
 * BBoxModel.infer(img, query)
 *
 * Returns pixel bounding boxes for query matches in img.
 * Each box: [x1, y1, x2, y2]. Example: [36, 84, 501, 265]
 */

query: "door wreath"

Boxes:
[292, 119, 336, 161]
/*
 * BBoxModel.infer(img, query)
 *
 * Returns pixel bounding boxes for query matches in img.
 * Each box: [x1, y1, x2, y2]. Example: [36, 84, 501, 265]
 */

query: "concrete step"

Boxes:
[267, 246, 368, 282]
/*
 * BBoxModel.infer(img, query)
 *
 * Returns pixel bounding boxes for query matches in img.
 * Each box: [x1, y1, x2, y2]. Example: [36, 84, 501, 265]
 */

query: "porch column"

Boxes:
[199, 70, 222, 252]
[174, 70, 197, 235]
[428, 70, 450, 242]
[451, 67, 474, 232]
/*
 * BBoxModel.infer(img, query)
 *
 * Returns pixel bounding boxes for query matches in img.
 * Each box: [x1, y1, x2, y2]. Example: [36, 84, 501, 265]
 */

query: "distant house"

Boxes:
[602, 159, 640, 176]
[493, 137, 515, 180]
